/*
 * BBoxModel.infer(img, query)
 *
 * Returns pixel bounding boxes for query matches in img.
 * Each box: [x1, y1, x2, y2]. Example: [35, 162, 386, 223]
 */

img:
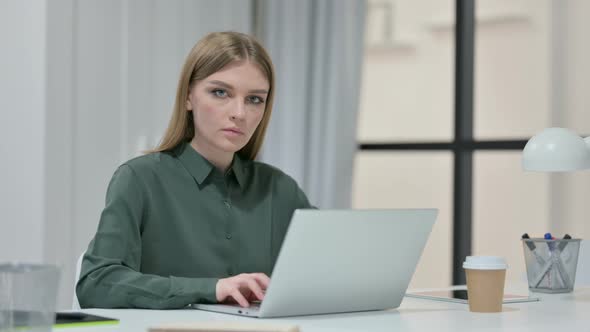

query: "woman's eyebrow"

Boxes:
[208, 80, 268, 94]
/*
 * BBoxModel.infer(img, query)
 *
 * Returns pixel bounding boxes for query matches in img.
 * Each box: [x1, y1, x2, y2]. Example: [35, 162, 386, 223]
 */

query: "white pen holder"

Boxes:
[522, 238, 581, 293]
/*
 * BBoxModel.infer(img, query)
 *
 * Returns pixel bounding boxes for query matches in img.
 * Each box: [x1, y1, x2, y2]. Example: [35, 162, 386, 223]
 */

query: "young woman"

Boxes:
[76, 31, 313, 309]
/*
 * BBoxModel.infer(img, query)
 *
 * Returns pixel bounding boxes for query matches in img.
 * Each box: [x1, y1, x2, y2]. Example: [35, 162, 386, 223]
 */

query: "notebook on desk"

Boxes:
[54, 311, 118, 328]
[3, 311, 118, 329]
[406, 289, 540, 304]
[192, 208, 437, 318]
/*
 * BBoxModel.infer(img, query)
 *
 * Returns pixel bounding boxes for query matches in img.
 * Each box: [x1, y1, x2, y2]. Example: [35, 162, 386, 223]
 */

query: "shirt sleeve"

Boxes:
[76, 165, 219, 309]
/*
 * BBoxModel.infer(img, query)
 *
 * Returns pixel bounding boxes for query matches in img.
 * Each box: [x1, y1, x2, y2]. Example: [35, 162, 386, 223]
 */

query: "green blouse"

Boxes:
[76, 142, 312, 309]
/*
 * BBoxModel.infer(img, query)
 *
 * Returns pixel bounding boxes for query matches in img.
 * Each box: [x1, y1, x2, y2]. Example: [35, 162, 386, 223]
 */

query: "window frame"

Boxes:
[357, 0, 528, 285]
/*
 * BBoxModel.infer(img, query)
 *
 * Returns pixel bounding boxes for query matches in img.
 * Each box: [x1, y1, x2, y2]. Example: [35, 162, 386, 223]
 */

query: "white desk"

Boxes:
[60, 285, 590, 332]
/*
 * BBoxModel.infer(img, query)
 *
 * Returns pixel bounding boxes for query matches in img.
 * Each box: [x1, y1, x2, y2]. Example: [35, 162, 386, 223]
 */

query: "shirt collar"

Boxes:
[231, 153, 247, 188]
[174, 142, 247, 189]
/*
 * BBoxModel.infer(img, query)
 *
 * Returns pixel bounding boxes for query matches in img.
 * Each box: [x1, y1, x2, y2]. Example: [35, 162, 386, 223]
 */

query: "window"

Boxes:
[354, 0, 590, 287]
[355, 0, 455, 287]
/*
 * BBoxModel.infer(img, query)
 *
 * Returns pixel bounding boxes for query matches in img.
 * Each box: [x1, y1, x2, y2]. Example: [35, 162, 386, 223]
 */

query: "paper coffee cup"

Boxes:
[463, 256, 507, 313]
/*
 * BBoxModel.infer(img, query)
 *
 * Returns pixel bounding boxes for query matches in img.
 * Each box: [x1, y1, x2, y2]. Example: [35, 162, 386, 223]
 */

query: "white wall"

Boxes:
[358, 0, 455, 143]
[550, 0, 590, 239]
[0, 0, 47, 263]
[473, 0, 551, 139]
[353, 152, 454, 288]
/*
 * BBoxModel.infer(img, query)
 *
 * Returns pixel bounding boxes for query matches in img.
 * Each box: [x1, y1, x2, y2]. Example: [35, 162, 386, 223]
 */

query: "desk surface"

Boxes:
[60, 285, 590, 332]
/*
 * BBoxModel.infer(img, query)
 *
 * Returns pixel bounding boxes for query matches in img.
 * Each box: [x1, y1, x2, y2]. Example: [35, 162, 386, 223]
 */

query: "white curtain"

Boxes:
[43, 0, 254, 309]
[257, 0, 367, 208]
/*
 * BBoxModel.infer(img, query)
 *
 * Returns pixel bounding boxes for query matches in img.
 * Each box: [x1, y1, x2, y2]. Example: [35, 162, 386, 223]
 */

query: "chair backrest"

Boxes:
[72, 252, 84, 309]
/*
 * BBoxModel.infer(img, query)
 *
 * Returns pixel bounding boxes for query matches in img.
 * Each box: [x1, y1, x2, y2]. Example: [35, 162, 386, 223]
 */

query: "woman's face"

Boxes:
[187, 60, 269, 156]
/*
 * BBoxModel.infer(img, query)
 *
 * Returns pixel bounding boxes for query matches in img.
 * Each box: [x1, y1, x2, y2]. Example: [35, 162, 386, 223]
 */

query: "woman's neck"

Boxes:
[189, 140, 233, 173]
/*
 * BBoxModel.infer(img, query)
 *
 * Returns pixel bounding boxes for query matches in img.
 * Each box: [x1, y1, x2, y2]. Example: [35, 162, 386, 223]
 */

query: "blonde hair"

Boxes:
[150, 31, 275, 160]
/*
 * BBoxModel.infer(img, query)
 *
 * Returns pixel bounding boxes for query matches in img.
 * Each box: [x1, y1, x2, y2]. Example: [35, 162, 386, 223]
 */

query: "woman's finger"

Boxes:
[252, 273, 271, 289]
[245, 277, 265, 301]
[230, 288, 250, 308]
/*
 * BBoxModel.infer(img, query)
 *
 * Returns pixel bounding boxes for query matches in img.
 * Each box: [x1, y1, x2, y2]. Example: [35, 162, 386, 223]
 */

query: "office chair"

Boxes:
[72, 252, 84, 309]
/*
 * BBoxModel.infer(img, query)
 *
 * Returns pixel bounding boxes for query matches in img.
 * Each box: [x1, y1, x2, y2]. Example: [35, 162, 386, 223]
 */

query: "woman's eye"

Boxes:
[247, 96, 265, 104]
[211, 89, 227, 98]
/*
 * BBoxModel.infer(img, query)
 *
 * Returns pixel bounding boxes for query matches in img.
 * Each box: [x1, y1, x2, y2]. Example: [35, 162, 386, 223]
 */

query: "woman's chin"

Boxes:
[217, 141, 247, 154]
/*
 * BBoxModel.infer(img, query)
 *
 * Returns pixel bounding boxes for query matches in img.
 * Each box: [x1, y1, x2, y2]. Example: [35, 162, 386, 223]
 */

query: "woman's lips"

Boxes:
[222, 128, 244, 136]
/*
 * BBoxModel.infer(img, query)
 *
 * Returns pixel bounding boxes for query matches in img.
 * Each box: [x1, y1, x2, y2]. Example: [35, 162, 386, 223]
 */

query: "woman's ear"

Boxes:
[186, 98, 193, 111]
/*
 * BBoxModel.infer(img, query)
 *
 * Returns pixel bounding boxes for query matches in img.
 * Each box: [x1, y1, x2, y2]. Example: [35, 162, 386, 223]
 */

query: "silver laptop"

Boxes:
[192, 208, 437, 318]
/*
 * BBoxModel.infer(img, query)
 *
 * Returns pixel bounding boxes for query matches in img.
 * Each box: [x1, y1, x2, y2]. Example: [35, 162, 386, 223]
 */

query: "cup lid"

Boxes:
[463, 256, 507, 270]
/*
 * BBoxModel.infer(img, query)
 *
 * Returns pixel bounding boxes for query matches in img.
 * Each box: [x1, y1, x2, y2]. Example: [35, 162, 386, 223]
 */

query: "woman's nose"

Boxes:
[230, 100, 246, 119]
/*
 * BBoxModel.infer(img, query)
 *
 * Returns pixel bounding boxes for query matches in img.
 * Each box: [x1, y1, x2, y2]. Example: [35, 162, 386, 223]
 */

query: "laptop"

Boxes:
[192, 208, 437, 318]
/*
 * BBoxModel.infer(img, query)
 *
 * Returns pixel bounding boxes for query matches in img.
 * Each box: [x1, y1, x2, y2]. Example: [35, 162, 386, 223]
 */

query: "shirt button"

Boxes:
[224, 201, 231, 208]
[225, 233, 232, 240]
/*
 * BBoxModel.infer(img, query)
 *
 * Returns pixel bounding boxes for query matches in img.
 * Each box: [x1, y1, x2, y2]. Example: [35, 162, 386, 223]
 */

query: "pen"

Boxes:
[522, 233, 553, 288]
[558, 234, 572, 251]
[532, 233, 571, 289]
[544, 233, 556, 251]
[555, 234, 572, 287]
[532, 256, 555, 288]
[522, 233, 535, 251]
[522, 233, 545, 265]
[546, 233, 566, 288]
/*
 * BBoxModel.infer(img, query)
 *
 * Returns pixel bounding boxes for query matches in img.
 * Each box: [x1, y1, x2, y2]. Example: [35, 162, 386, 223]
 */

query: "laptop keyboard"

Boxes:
[224, 301, 261, 309]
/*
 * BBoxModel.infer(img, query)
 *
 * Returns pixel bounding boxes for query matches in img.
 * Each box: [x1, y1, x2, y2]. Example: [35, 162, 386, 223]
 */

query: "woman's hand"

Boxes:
[215, 273, 270, 307]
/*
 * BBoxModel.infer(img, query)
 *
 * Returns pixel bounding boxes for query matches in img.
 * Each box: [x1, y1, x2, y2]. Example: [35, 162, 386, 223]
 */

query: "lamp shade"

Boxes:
[522, 127, 590, 172]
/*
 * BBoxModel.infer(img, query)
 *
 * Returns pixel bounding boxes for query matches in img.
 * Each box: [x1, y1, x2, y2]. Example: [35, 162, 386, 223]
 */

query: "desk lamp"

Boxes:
[522, 127, 590, 172]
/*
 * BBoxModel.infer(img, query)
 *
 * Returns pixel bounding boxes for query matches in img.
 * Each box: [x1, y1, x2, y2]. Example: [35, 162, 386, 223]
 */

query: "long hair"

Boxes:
[149, 31, 275, 160]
